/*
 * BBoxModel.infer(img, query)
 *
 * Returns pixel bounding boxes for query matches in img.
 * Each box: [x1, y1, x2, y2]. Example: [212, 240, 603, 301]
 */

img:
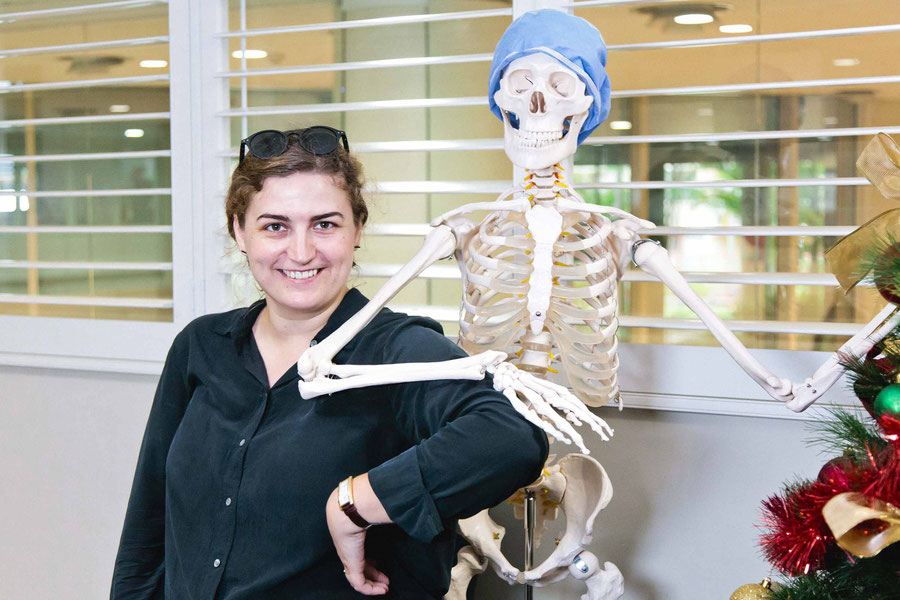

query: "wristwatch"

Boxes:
[338, 475, 371, 529]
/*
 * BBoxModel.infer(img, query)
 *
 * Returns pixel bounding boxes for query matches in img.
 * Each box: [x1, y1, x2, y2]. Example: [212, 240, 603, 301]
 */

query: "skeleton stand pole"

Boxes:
[524, 491, 536, 600]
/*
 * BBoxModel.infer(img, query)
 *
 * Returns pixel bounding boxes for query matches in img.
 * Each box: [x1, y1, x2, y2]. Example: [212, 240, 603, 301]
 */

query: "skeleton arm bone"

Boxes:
[632, 240, 900, 411]
[297, 224, 458, 383]
[788, 302, 900, 411]
[299, 352, 506, 399]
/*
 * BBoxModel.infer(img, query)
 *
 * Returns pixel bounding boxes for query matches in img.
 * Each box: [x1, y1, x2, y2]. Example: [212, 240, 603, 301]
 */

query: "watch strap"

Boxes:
[338, 475, 371, 529]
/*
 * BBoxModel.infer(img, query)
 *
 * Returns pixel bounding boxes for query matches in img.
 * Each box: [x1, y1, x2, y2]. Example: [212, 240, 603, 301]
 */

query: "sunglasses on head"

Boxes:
[238, 126, 349, 165]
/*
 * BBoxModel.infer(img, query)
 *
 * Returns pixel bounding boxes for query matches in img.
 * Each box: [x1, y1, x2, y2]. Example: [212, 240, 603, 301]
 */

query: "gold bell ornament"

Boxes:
[729, 577, 779, 600]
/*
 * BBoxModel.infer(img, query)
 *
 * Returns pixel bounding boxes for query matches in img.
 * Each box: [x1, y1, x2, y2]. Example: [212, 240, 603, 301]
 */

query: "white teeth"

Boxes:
[514, 129, 564, 149]
[281, 269, 319, 280]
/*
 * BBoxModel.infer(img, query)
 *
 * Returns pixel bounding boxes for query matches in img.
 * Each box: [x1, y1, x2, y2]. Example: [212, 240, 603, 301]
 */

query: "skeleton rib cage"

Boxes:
[454, 169, 632, 408]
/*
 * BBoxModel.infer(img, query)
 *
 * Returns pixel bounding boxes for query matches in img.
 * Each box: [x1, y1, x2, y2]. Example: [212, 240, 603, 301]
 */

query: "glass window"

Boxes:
[0, 0, 173, 322]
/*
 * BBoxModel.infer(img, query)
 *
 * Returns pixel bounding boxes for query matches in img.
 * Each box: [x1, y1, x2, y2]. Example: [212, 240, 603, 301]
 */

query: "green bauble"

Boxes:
[874, 383, 900, 418]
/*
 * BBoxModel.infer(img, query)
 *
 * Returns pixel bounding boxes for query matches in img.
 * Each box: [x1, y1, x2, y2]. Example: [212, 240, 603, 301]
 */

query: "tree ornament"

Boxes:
[817, 457, 853, 489]
[872, 245, 900, 305]
[822, 492, 900, 558]
[874, 383, 900, 419]
[729, 577, 779, 600]
[877, 413, 900, 448]
[759, 482, 837, 575]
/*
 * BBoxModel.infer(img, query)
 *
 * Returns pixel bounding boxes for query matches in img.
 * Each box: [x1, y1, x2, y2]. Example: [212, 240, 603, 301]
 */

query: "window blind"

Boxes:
[0, 0, 173, 321]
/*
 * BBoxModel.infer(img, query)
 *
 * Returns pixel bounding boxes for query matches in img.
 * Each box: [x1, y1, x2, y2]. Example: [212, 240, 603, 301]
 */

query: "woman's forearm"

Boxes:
[350, 472, 392, 525]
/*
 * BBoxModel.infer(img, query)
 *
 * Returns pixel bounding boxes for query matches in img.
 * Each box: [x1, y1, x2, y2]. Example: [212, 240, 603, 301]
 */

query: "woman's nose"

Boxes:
[287, 231, 316, 263]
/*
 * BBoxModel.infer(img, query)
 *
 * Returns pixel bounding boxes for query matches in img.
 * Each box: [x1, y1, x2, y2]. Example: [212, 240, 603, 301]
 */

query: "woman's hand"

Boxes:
[326, 473, 392, 596]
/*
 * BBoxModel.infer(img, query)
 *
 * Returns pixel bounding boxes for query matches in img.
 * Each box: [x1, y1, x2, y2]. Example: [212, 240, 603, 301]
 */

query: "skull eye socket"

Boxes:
[549, 72, 577, 97]
[508, 69, 534, 94]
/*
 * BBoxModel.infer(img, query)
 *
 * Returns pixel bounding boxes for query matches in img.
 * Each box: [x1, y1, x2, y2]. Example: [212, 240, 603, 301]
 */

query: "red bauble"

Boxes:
[873, 245, 900, 304]
[875, 279, 900, 305]
[874, 356, 897, 376]
[817, 458, 853, 489]
[877, 413, 900, 447]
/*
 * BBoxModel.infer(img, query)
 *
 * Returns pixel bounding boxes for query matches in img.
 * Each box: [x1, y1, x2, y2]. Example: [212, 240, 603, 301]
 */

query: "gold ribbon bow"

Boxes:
[825, 133, 900, 292]
[822, 491, 900, 558]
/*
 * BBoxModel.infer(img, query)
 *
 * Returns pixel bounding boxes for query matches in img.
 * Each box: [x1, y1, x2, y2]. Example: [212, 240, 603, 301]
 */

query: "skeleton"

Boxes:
[293, 10, 900, 598]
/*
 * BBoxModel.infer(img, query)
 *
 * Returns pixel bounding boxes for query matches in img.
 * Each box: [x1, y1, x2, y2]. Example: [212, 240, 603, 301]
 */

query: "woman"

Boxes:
[110, 126, 549, 599]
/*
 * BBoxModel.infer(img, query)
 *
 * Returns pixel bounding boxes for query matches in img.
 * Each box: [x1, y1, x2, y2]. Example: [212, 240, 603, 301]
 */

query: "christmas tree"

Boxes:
[730, 134, 900, 600]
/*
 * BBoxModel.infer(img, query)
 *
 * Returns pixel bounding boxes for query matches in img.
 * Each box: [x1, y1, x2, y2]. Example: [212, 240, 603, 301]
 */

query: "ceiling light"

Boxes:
[674, 13, 714, 25]
[232, 49, 268, 59]
[832, 58, 860, 67]
[18, 196, 29, 211]
[124, 129, 145, 138]
[109, 104, 130, 113]
[610, 120, 632, 131]
[719, 24, 752, 33]
[139, 59, 167, 68]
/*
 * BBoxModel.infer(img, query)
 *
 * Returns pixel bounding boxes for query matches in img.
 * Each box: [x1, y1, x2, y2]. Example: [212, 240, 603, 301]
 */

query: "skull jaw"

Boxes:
[502, 109, 589, 170]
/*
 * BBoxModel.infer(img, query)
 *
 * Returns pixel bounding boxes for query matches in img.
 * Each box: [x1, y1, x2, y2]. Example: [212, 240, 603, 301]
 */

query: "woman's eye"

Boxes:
[264, 223, 286, 232]
[314, 221, 336, 230]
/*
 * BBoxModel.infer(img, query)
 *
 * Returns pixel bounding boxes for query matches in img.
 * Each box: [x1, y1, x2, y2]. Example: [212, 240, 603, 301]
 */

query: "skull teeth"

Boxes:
[514, 129, 564, 149]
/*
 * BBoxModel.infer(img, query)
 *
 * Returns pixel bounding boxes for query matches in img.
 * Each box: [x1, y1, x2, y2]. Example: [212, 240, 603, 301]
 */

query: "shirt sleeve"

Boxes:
[367, 321, 549, 543]
[110, 330, 193, 600]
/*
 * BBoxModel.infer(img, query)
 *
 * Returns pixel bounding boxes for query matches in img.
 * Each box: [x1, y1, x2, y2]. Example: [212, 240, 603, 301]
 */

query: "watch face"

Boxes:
[338, 478, 352, 508]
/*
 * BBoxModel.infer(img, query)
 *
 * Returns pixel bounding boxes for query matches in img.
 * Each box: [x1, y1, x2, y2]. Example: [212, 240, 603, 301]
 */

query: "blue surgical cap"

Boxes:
[488, 9, 611, 145]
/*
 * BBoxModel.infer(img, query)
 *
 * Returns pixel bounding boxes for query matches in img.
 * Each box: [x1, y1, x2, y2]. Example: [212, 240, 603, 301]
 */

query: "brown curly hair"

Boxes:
[226, 132, 368, 240]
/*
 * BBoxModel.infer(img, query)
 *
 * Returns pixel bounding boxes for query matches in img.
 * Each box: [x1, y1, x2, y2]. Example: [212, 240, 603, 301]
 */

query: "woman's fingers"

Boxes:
[344, 563, 389, 596]
[364, 561, 390, 585]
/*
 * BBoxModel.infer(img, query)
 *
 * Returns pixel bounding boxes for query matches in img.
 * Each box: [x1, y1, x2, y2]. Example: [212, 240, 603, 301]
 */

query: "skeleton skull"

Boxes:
[494, 52, 593, 170]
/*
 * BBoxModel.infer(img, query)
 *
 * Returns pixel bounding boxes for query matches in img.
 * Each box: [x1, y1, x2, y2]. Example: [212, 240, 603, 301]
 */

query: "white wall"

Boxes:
[0, 365, 822, 599]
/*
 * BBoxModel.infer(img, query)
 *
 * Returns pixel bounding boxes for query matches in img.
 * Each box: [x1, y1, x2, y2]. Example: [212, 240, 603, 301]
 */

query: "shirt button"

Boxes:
[310, 339, 317, 346]
[239, 438, 246, 447]
[213, 559, 221, 568]
[225, 497, 232, 506]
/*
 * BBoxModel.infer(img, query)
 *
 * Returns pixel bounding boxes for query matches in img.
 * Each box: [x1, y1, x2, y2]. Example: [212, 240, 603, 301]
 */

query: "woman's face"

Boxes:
[233, 171, 362, 320]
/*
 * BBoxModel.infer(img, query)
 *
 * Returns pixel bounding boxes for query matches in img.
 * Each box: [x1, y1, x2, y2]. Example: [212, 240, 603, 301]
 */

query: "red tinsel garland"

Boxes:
[758, 480, 846, 576]
[758, 425, 900, 575]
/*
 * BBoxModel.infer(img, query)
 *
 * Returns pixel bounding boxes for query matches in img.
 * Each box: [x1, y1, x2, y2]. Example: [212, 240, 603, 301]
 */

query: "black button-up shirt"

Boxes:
[110, 288, 548, 599]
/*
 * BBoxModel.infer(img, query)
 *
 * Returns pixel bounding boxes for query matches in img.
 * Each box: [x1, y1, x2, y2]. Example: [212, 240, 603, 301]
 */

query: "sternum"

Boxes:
[520, 165, 567, 337]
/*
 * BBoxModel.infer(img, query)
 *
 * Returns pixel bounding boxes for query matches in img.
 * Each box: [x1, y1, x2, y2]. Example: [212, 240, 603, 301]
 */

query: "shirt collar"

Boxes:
[214, 287, 371, 349]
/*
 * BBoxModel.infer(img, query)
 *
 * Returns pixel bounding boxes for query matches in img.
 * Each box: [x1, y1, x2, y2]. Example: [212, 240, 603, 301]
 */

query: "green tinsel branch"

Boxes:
[806, 408, 888, 465]
[840, 346, 895, 400]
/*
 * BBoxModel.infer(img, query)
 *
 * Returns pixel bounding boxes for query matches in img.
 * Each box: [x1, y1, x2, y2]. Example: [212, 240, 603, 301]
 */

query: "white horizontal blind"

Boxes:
[562, 0, 899, 351]
[0, 0, 174, 321]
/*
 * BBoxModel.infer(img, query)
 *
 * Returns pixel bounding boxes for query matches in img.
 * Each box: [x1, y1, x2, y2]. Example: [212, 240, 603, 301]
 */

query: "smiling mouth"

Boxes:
[279, 268, 321, 281]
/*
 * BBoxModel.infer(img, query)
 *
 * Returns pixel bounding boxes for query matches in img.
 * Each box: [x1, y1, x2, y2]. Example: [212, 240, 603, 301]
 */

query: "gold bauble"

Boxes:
[729, 578, 779, 600]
